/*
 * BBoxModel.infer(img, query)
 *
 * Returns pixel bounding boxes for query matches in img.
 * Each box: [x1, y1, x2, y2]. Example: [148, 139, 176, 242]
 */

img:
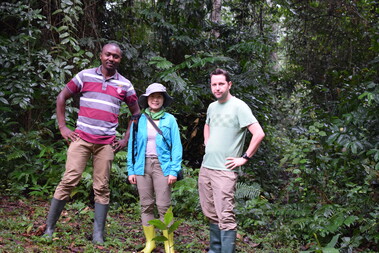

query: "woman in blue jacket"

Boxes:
[127, 83, 182, 253]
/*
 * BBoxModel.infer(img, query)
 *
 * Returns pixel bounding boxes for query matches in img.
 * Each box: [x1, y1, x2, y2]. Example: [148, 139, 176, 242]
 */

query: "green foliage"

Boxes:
[263, 37, 378, 249]
[0, 128, 65, 195]
[234, 182, 264, 230]
[148, 206, 183, 240]
[0, 1, 378, 252]
[110, 149, 140, 207]
[301, 234, 340, 253]
[0, 0, 93, 197]
[171, 166, 201, 219]
[2, 196, 264, 252]
[235, 182, 261, 200]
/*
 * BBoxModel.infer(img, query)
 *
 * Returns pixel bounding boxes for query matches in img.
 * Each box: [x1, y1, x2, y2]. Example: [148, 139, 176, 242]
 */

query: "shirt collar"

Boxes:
[96, 65, 119, 80]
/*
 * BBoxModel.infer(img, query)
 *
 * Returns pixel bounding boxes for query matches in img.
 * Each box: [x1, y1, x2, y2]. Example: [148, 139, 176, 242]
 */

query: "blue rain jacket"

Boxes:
[127, 113, 182, 177]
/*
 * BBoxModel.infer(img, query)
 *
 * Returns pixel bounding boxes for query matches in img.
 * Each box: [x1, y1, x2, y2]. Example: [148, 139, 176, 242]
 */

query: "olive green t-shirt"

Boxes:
[202, 96, 258, 171]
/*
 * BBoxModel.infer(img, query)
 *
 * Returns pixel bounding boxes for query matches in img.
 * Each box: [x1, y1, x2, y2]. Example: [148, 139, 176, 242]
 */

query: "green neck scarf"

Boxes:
[144, 108, 165, 120]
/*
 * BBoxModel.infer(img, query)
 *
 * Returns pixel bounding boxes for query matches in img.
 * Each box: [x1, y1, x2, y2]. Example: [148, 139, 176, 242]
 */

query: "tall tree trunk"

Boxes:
[211, 0, 222, 38]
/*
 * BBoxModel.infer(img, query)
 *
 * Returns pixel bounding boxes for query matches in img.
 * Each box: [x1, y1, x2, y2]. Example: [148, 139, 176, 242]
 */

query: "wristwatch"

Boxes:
[242, 153, 251, 160]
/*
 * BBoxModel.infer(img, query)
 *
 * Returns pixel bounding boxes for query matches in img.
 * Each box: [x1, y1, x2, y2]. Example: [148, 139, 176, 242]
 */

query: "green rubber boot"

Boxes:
[43, 198, 66, 237]
[209, 223, 221, 253]
[92, 203, 109, 244]
[220, 230, 236, 253]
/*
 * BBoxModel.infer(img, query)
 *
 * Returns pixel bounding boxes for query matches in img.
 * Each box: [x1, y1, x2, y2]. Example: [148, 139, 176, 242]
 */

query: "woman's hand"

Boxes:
[128, 175, 137, 184]
[168, 175, 177, 185]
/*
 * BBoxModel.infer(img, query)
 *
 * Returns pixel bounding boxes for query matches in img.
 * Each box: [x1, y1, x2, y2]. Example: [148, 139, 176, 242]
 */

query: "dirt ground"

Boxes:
[0, 195, 258, 252]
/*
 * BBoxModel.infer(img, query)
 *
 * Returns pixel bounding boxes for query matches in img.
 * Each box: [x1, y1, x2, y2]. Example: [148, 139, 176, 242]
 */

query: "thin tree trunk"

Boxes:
[211, 0, 222, 38]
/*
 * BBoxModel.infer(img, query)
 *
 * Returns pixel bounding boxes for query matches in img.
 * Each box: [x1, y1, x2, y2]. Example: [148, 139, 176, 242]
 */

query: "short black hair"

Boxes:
[102, 43, 122, 56]
[210, 68, 231, 82]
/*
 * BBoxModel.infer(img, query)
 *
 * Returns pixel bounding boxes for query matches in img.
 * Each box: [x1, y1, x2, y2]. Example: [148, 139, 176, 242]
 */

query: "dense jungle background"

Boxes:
[0, 0, 378, 252]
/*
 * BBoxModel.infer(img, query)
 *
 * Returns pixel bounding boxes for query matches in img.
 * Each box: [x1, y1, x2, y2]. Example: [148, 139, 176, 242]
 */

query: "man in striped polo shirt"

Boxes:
[43, 43, 140, 244]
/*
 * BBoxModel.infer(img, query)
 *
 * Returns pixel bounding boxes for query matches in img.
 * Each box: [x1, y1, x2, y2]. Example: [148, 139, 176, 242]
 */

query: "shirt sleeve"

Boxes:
[237, 101, 258, 128]
[66, 71, 85, 94]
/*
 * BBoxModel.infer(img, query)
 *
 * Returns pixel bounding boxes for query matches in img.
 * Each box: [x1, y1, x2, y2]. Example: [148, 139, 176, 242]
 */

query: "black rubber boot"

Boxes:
[43, 198, 67, 237]
[220, 230, 236, 253]
[92, 202, 109, 244]
[209, 223, 221, 253]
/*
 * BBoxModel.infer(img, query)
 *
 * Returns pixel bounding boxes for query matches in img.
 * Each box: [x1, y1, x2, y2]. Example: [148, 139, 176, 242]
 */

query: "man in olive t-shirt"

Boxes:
[199, 68, 265, 253]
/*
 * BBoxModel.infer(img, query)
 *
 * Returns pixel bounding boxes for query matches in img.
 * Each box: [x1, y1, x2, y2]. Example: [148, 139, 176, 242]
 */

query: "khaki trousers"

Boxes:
[198, 166, 238, 230]
[54, 139, 114, 205]
[136, 157, 171, 226]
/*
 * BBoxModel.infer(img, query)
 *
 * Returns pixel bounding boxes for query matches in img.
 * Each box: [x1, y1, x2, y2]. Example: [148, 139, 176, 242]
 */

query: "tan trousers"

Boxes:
[136, 157, 171, 226]
[54, 139, 114, 205]
[198, 166, 238, 230]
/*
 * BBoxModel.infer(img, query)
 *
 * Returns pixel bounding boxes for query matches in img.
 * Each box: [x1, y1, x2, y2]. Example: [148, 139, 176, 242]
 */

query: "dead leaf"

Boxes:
[35, 224, 46, 236]
[95, 245, 105, 250]
[62, 216, 71, 223]
[251, 242, 260, 248]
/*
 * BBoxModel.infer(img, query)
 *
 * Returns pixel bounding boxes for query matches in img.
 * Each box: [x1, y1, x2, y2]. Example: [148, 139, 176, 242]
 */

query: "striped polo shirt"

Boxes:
[66, 66, 138, 144]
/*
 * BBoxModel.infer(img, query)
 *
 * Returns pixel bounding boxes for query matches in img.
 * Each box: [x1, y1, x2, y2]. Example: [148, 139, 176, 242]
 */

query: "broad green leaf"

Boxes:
[148, 220, 167, 230]
[0, 97, 9, 104]
[293, 169, 301, 174]
[351, 143, 357, 154]
[168, 220, 182, 234]
[57, 25, 68, 32]
[152, 235, 167, 242]
[326, 234, 340, 248]
[319, 131, 327, 136]
[164, 206, 173, 226]
[344, 216, 358, 226]
[299, 159, 307, 164]
[61, 38, 70, 44]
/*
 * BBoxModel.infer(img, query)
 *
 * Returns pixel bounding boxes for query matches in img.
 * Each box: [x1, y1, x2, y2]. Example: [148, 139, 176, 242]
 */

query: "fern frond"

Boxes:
[235, 182, 261, 200]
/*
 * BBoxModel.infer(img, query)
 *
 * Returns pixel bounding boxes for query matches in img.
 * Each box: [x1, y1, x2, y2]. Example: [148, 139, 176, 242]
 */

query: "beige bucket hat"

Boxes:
[138, 83, 173, 109]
